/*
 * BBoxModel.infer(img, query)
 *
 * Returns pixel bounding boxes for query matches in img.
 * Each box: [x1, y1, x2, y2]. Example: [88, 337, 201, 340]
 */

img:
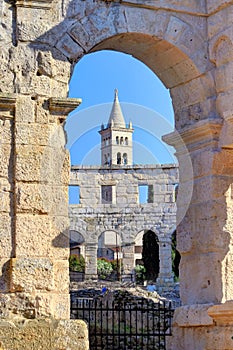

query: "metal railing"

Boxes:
[71, 295, 174, 350]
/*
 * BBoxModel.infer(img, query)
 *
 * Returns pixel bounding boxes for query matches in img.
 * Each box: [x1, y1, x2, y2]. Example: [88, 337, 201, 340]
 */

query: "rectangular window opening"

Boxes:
[69, 185, 80, 204]
[138, 184, 154, 204]
[101, 185, 113, 204]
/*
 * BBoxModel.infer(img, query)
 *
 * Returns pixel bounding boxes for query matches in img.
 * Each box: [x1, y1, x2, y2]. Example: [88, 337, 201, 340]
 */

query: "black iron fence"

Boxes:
[71, 294, 174, 350]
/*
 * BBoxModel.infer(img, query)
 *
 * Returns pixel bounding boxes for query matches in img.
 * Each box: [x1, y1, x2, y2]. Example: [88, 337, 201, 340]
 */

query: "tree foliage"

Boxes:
[97, 258, 113, 279]
[69, 254, 85, 272]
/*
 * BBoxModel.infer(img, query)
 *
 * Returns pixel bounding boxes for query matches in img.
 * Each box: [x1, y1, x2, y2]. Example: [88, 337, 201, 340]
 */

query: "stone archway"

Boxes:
[1, 1, 233, 349]
[142, 230, 160, 281]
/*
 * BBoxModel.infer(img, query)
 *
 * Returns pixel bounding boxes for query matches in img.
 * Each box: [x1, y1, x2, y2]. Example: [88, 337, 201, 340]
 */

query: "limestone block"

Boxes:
[0, 214, 13, 258]
[16, 183, 68, 215]
[30, 74, 53, 97]
[69, 20, 97, 52]
[34, 97, 49, 123]
[64, 0, 87, 19]
[61, 149, 71, 186]
[207, 0, 233, 15]
[0, 319, 50, 350]
[215, 62, 233, 93]
[56, 33, 84, 61]
[53, 260, 69, 294]
[0, 319, 89, 350]
[180, 252, 227, 304]
[15, 214, 69, 259]
[9, 46, 38, 95]
[216, 90, 233, 116]
[173, 304, 214, 327]
[10, 257, 54, 293]
[0, 118, 13, 144]
[15, 145, 44, 182]
[177, 150, 210, 181]
[15, 122, 50, 146]
[208, 301, 233, 324]
[0, 178, 12, 213]
[52, 319, 89, 350]
[50, 78, 68, 97]
[0, 144, 13, 178]
[50, 49, 71, 85]
[15, 144, 68, 184]
[0, 50, 15, 93]
[51, 293, 71, 319]
[15, 95, 35, 123]
[222, 252, 233, 301]
[160, 0, 206, 13]
[90, 5, 127, 37]
[0, 258, 11, 293]
[208, 6, 233, 40]
[17, 13, 53, 43]
[16, 291, 70, 319]
[171, 73, 215, 111]
[0, 3, 13, 43]
[126, 7, 168, 37]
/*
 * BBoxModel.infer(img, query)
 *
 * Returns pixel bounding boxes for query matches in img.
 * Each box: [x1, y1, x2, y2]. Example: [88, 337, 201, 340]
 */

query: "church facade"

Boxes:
[69, 90, 178, 285]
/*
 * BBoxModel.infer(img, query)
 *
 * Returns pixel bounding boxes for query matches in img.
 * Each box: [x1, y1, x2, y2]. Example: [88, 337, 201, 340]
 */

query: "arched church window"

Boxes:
[116, 136, 119, 144]
[104, 154, 108, 165]
[125, 137, 128, 145]
[120, 137, 123, 145]
[107, 153, 111, 165]
[123, 153, 127, 165]
[117, 152, 121, 165]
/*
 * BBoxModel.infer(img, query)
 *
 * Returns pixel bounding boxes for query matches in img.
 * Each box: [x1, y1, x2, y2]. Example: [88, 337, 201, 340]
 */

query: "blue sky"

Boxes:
[65, 50, 176, 167]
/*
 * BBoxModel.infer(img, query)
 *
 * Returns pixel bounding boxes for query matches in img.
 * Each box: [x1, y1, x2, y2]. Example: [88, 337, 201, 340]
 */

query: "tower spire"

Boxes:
[99, 89, 134, 166]
[107, 88, 126, 128]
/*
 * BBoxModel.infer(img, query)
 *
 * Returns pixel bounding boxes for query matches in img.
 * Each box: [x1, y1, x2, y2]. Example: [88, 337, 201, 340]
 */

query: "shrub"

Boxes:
[110, 259, 123, 273]
[134, 264, 146, 284]
[69, 254, 85, 272]
[97, 258, 113, 279]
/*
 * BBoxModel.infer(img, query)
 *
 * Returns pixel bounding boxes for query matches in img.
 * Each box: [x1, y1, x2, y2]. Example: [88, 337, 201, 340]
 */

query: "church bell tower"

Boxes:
[99, 89, 134, 166]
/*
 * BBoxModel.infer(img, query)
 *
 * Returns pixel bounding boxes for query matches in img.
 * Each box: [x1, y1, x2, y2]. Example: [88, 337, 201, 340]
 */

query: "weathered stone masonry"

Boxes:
[2, 0, 233, 348]
[69, 163, 178, 282]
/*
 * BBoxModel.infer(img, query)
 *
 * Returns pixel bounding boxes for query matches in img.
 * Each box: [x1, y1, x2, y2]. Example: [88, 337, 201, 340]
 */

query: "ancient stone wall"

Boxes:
[1, 0, 233, 348]
[69, 164, 178, 281]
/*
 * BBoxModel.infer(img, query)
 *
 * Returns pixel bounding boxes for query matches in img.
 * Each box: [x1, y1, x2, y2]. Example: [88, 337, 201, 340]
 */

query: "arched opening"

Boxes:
[66, 34, 200, 297]
[171, 230, 181, 281]
[98, 231, 122, 280]
[117, 152, 121, 165]
[123, 153, 127, 165]
[69, 230, 85, 282]
[142, 230, 160, 281]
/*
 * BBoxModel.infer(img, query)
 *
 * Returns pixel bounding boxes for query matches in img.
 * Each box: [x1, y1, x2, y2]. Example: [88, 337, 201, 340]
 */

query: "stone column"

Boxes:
[85, 242, 98, 280]
[164, 120, 233, 349]
[122, 242, 135, 274]
[6, 96, 81, 319]
[156, 240, 173, 287]
[0, 94, 16, 299]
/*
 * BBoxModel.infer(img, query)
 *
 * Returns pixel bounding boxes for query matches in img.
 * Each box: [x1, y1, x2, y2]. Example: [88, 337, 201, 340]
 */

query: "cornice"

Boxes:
[0, 94, 17, 114]
[49, 97, 82, 113]
[208, 301, 233, 325]
[15, 0, 53, 9]
[163, 119, 222, 153]
[49, 97, 82, 123]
